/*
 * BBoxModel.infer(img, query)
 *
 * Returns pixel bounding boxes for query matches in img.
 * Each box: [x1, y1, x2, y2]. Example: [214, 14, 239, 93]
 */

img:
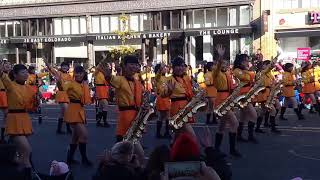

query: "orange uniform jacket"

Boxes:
[109, 75, 143, 136]
[301, 68, 316, 94]
[155, 74, 171, 111]
[212, 65, 233, 107]
[0, 76, 7, 108]
[314, 66, 320, 91]
[94, 70, 109, 100]
[282, 71, 296, 97]
[1, 74, 36, 135]
[233, 68, 255, 95]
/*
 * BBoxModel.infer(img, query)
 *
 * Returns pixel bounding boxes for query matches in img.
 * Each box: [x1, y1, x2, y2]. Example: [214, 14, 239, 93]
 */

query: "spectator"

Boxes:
[145, 145, 170, 180]
[93, 141, 144, 180]
[0, 144, 28, 180]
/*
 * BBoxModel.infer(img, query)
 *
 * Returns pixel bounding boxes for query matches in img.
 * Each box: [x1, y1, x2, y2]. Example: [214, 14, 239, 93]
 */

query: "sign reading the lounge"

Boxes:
[199, 28, 239, 36]
[0, 39, 8, 44]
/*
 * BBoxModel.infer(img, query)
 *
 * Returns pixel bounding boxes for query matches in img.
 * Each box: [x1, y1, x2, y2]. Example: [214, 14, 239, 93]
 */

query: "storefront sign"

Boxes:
[297, 47, 311, 61]
[10, 36, 86, 43]
[310, 12, 320, 24]
[94, 32, 173, 41]
[199, 28, 239, 36]
[184, 27, 252, 37]
[0, 39, 8, 44]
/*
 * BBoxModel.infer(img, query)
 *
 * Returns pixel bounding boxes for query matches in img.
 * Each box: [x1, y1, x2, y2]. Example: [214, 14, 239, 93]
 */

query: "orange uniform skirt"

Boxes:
[55, 91, 70, 103]
[253, 88, 270, 103]
[282, 85, 295, 97]
[0, 90, 8, 108]
[240, 86, 251, 95]
[170, 99, 194, 123]
[302, 83, 315, 94]
[95, 85, 109, 100]
[117, 109, 137, 136]
[156, 96, 171, 111]
[6, 111, 32, 135]
[64, 102, 86, 124]
[214, 92, 230, 108]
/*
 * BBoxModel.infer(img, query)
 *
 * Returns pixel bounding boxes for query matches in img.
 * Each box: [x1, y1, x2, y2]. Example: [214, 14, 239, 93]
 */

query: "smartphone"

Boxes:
[164, 161, 202, 180]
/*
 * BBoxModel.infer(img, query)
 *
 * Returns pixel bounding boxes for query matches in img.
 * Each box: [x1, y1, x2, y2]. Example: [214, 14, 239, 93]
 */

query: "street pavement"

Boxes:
[14, 104, 320, 180]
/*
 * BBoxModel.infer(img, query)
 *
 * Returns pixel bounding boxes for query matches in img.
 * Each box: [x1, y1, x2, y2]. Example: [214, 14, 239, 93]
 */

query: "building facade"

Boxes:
[273, 0, 320, 61]
[0, 0, 254, 68]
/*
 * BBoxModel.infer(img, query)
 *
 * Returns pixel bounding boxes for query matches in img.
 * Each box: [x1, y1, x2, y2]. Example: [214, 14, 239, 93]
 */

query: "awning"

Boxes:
[275, 28, 320, 38]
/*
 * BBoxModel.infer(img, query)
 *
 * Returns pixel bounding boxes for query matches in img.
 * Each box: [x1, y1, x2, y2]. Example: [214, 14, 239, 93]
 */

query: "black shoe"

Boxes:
[230, 149, 242, 158]
[280, 116, 288, 121]
[96, 122, 103, 127]
[237, 136, 248, 143]
[263, 122, 270, 127]
[82, 159, 93, 167]
[255, 128, 265, 133]
[103, 122, 110, 128]
[271, 128, 281, 134]
[68, 159, 80, 165]
[248, 136, 259, 144]
[298, 115, 305, 120]
[56, 130, 65, 134]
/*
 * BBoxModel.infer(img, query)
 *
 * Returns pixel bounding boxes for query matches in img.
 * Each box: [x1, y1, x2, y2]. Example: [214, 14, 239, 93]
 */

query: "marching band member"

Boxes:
[0, 63, 36, 175]
[100, 55, 143, 142]
[160, 56, 196, 136]
[254, 60, 281, 134]
[212, 45, 241, 157]
[46, 61, 73, 134]
[301, 61, 317, 114]
[313, 60, 320, 114]
[154, 63, 171, 139]
[55, 66, 92, 166]
[280, 63, 304, 120]
[204, 62, 218, 125]
[141, 66, 154, 92]
[94, 68, 110, 128]
[0, 60, 10, 143]
[233, 54, 259, 143]
[197, 68, 206, 89]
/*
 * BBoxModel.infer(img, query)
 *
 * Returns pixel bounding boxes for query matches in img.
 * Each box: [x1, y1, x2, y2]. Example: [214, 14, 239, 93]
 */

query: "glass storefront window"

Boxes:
[71, 17, 79, 34]
[217, 8, 228, 27]
[110, 15, 119, 32]
[162, 11, 170, 30]
[30, 19, 37, 36]
[194, 10, 204, 28]
[22, 20, 29, 36]
[140, 14, 151, 31]
[63, 18, 71, 35]
[186, 11, 193, 29]
[205, 9, 216, 28]
[229, 7, 237, 26]
[46, 19, 53, 36]
[0, 22, 5, 37]
[120, 15, 128, 31]
[101, 16, 110, 33]
[14, 21, 21, 36]
[92, 16, 100, 33]
[171, 10, 181, 29]
[151, 12, 161, 30]
[130, 14, 139, 32]
[6, 22, 13, 37]
[38, 19, 45, 36]
[54, 18, 62, 35]
[80, 17, 87, 34]
[240, 6, 250, 25]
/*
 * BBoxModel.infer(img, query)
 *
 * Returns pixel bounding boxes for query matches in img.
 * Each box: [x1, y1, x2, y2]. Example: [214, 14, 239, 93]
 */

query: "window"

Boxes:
[120, 15, 128, 31]
[38, 19, 45, 36]
[14, 21, 21, 36]
[63, 18, 71, 35]
[240, 6, 250, 25]
[302, 0, 311, 8]
[0, 22, 5, 37]
[110, 16, 119, 32]
[130, 14, 139, 31]
[101, 16, 110, 33]
[217, 8, 228, 27]
[80, 17, 86, 34]
[276, 0, 320, 9]
[22, 20, 29, 36]
[140, 14, 151, 31]
[205, 9, 216, 28]
[171, 10, 181, 29]
[46, 19, 53, 36]
[162, 11, 170, 30]
[151, 12, 161, 30]
[194, 10, 204, 28]
[91, 16, 100, 33]
[186, 11, 193, 29]
[30, 19, 37, 36]
[71, 17, 79, 34]
[6, 21, 14, 37]
[229, 7, 237, 26]
[54, 18, 62, 35]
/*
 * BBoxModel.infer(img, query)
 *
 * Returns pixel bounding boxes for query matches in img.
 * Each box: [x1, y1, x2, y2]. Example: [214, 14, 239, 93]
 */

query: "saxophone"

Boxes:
[169, 84, 207, 130]
[123, 92, 155, 143]
[265, 81, 282, 110]
[214, 78, 247, 117]
[238, 74, 266, 109]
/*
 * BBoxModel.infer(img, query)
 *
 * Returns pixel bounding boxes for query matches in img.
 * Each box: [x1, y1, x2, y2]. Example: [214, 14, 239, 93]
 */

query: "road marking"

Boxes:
[288, 149, 320, 161]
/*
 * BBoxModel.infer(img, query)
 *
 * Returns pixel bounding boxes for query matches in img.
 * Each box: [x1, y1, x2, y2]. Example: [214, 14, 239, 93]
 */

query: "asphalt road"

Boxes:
[10, 104, 320, 180]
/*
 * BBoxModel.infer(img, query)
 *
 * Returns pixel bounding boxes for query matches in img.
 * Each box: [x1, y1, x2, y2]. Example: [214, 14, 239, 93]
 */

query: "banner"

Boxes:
[297, 48, 311, 61]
